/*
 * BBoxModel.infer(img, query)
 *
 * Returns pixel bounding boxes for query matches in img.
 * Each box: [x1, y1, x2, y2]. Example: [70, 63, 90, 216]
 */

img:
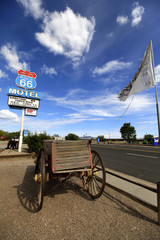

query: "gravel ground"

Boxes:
[0, 158, 160, 240]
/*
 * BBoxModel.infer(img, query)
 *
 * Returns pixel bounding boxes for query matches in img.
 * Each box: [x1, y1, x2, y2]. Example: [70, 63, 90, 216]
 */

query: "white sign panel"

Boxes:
[8, 96, 39, 109]
[25, 108, 37, 116]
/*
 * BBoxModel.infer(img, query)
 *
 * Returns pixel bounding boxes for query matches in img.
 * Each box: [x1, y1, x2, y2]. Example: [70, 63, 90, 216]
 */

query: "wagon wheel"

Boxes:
[88, 150, 106, 199]
[37, 151, 45, 210]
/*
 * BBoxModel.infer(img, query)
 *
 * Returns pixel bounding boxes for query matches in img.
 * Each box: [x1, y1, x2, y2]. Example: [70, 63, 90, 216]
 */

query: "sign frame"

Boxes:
[25, 108, 37, 117]
[8, 96, 40, 109]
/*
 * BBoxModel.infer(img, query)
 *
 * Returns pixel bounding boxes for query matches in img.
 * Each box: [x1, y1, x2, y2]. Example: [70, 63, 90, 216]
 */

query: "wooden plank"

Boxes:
[55, 161, 90, 168]
[55, 155, 90, 162]
[43, 141, 52, 156]
[55, 146, 89, 152]
[54, 168, 92, 173]
[52, 141, 55, 172]
[55, 149, 89, 156]
[54, 140, 87, 144]
[55, 161, 91, 171]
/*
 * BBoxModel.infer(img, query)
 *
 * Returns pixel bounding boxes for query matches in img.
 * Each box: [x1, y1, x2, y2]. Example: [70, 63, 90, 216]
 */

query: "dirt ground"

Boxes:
[0, 158, 160, 240]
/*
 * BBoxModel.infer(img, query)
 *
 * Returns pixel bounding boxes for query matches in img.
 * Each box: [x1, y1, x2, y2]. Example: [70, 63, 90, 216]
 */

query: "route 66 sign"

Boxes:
[16, 70, 37, 89]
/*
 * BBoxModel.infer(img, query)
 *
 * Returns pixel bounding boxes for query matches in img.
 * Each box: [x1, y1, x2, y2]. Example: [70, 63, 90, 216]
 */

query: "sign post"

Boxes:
[18, 108, 25, 152]
[7, 70, 41, 153]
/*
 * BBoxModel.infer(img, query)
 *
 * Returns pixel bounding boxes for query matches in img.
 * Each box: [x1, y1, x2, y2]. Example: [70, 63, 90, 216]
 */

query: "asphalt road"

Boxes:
[91, 144, 160, 184]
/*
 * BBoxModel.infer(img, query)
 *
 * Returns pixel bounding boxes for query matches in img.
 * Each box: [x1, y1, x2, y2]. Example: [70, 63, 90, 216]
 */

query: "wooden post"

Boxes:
[157, 182, 160, 225]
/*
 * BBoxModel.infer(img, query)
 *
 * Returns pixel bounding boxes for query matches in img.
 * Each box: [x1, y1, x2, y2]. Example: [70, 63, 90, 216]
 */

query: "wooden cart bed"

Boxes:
[43, 140, 93, 173]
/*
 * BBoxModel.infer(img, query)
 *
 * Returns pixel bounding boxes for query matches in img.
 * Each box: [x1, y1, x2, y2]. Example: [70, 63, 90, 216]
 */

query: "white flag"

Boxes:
[118, 41, 156, 101]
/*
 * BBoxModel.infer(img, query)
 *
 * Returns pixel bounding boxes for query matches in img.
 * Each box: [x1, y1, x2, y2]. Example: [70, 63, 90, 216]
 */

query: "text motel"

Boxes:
[7, 87, 41, 100]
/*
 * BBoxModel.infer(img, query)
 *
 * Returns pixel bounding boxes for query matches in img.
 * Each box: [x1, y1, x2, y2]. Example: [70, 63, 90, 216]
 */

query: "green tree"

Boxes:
[97, 135, 106, 142]
[5, 131, 20, 140]
[120, 123, 136, 143]
[65, 133, 80, 140]
[52, 134, 60, 139]
[0, 130, 6, 137]
[143, 134, 153, 145]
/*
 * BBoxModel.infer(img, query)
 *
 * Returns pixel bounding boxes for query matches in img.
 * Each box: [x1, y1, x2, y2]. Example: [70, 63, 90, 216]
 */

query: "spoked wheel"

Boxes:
[37, 151, 45, 210]
[88, 150, 106, 199]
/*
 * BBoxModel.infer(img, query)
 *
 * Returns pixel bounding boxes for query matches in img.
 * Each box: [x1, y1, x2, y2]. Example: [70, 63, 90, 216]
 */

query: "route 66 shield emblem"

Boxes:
[16, 70, 37, 90]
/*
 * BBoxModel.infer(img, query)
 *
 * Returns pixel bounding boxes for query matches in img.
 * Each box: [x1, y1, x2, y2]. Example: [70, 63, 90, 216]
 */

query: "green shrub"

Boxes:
[27, 133, 51, 154]
[143, 134, 153, 145]
[65, 133, 80, 140]
[143, 140, 148, 145]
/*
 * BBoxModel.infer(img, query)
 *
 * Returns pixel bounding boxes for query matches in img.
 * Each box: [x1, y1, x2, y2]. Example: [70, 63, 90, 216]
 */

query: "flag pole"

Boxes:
[151, 41, 160, 142]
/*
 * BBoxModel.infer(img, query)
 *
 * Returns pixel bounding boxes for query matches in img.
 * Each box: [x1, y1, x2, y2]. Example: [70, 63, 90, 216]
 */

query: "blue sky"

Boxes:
[0, 0, 160, 138]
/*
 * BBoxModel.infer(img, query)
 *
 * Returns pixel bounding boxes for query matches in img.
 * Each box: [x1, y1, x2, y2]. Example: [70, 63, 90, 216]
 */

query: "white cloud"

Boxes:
[35, 7, 95, 65]
[127, 94, 154, 111]
[92, 60, 132, 75]
[2, 90, 153, 136]
[23, 117, 103, 132]
[41, 64, 57, 76]
[17, 1, 96, 66]
[16, 0, 44, 19]
[155, 65, 160, 83]
[67, 113, 88, 119]
[131, 2, 145, 27]
[0, 69, 8, 78]
[47, 113, 58, 116]
[43, 88, 155, 122]
[106, 32, 114, 38]
[117, 16, 128, 25]
[0, 110, 19, 122]
[0, 44, 29, 72]
[81, 109, 114, 117]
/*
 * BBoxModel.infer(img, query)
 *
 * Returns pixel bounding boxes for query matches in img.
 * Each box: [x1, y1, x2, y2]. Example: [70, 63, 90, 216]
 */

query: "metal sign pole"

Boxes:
[18, 108, 25, 153]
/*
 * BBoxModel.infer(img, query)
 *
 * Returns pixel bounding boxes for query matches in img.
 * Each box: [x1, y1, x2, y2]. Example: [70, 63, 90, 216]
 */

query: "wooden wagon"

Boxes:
[34, 140, 106, 210]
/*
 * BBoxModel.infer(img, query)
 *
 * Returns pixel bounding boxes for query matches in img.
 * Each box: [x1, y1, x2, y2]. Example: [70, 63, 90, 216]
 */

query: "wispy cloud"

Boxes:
[131, 2, 145, 27]
[155, 65, 160, 83]
[0, 110, 19, 122]
[23, 116, 103, 133]
[92, 60, 132, 75]
[0, 69, 8, 78]
[117, 16, 128, 25]
[16, 0, 44, 19]
[41, 64, 57, 76]
[18, 91, 155, 136]
[0, 43, 29, 72]
[43, 88, 155, 120]
[47, 113, 58, 116]
[0, 91, 155, 136]
[106, 32, 114, 38]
